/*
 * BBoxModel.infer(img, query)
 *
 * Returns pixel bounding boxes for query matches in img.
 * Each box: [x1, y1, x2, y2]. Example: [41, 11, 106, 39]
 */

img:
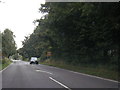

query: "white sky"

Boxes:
[0, 0, 45, 49]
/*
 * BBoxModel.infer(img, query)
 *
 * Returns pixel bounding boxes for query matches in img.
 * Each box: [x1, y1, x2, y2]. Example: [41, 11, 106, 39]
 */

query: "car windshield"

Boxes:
[31, 57, 37, 61]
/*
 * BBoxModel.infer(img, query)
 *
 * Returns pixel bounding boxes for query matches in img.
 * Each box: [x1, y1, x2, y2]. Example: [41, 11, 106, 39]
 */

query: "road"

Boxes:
[0, 60, 119, 89]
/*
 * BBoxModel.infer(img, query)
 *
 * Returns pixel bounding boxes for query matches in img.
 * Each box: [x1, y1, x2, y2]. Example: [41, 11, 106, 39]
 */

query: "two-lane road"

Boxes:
[1, 60, 119, 89]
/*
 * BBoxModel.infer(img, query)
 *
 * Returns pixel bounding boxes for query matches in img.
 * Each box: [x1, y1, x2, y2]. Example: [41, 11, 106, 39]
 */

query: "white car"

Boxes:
[30, 57, 38, 64]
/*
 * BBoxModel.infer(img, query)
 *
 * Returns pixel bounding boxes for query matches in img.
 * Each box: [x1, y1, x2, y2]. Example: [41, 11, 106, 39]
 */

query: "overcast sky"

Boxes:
[0, 0, 45, 49]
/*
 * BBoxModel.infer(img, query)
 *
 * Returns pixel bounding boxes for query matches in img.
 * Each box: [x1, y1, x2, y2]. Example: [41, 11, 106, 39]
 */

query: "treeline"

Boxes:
[19, 3, 119, 66]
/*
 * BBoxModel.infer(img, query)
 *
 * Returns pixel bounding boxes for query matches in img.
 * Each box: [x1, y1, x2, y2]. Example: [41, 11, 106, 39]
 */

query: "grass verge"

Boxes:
[40, 59, 119, 81]
[0, 58, 12, 71]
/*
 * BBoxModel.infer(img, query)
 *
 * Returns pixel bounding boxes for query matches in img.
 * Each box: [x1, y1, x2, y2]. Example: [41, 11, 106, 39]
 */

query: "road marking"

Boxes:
[36, 70, 53, 75]
[49, 77, 72, 90]
[0, 63, 13, 73]
[39, 64, 119, 83]
[69, 71, 119, 83]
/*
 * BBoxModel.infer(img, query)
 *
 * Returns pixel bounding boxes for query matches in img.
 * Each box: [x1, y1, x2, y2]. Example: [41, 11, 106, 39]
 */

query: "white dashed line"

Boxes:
[49, 77, 72, 90]
[39, 64, 119, 83]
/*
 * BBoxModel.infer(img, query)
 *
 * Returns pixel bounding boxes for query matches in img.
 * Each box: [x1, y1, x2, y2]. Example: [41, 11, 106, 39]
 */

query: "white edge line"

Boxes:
[49, 77, 71, 90]
[39, 64, 119, 83]
[69, 71, 119, 83]
[0, 63, 13, 72]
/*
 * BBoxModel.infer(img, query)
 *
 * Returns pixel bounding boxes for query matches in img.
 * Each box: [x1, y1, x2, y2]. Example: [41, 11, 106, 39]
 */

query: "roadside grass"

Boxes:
[40, 59, 119, 81]
[0, 64, 2, 71]
[0, 58, 12, 71]
[2, 61, 11, 70]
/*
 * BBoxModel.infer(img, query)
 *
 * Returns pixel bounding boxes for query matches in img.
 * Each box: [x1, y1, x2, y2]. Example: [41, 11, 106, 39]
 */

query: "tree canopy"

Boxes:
[19, 2, 119, 66]
[2, 29, 17, 58]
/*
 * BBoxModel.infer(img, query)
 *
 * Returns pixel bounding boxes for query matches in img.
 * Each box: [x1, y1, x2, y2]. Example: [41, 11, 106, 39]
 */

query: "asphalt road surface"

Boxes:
[0, 60, 119, 89]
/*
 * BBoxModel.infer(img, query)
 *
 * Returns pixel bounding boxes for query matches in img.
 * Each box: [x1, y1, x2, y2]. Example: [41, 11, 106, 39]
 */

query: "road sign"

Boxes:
[46, 52, 52, 56]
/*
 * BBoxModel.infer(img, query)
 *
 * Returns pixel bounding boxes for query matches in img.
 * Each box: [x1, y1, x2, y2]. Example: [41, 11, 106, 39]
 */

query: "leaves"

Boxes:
[20, 2, 119, 65]
[2, 29, 17, 57]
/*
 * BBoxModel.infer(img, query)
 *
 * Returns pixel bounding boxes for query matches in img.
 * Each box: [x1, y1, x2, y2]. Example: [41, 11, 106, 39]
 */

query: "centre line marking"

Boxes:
[49, 77, 72, 90]
[36, 70, 53, 75]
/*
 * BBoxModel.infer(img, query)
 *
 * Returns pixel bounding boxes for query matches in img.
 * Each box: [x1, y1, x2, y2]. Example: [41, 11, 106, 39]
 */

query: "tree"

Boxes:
[20, 2, 119, 66]
[19, 25, 51, 59]
[38, 2, 119, 64]
[2, 29, 17, 58]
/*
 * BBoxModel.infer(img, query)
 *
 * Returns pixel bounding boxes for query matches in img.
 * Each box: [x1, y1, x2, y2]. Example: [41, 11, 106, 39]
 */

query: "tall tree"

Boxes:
[20, 2, 119, 66]
[2, 29, 17, 58]
[39, 2, 119, 64]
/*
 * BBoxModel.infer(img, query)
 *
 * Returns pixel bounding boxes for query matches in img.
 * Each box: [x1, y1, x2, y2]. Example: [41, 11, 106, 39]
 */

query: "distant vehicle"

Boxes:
[30, 57, 38, 64]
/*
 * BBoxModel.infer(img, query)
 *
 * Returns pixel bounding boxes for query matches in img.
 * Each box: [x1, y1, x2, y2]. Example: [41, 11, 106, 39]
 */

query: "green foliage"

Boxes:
[1, 57, 12, 70]
[22, 58, 29, 62]
[0, 31, 2, 50]
[12, 53, 22, 60]
[20, 3, 119, 67]
[40, 60, 118, 80]
[2, 29, 17, 58]
[2, 57, 10, 64]
[0, 31, 2, 61]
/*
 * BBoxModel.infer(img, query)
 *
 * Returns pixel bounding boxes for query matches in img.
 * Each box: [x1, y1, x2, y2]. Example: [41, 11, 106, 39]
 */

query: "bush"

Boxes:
[1, 57, 12, 70]
[2, 57, 11, 64]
